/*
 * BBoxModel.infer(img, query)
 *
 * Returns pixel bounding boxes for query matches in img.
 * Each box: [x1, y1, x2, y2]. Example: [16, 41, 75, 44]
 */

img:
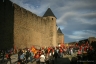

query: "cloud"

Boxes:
[56, 0, 96, 12]
[80, 12, 96, 19]
[66, 34, 84, 40]
[10, 0, 50, 16]
[65, 30, 96, 42]
[57, 12, 78, 24]
[73, 30, 96, 37]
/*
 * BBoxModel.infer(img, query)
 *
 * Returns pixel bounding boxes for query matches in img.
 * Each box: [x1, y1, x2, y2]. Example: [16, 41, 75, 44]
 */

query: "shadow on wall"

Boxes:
[0, 0, 14, 49]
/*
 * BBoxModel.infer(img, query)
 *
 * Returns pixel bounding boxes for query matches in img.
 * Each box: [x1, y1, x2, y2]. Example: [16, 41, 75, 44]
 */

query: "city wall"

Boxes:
[88, 37, 96, 44]
[13, 4, 57, 49]
[57, 33, 64, 44]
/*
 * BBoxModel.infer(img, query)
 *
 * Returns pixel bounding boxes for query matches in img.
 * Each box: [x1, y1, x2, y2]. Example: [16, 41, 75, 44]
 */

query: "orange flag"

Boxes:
[31, 46, 36, 53]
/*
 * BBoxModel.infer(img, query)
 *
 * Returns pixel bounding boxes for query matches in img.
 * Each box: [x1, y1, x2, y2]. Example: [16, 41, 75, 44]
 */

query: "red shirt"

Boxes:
[60, 49, 63, 53]
[34, 53, 40, 59]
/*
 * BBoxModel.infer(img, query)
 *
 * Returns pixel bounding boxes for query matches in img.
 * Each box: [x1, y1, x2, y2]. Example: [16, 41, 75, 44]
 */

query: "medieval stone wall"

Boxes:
[57, 33, 64, 44]
[13, 4, 57, 49]
[88, 37, 96, 44]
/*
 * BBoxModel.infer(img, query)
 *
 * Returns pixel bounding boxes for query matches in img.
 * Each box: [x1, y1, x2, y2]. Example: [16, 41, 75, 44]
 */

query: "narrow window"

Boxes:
[52, 18, 53, 20]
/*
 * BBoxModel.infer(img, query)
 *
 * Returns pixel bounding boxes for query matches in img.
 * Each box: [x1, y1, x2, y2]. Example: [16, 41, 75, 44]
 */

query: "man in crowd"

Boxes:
[40, 53, 45, 64]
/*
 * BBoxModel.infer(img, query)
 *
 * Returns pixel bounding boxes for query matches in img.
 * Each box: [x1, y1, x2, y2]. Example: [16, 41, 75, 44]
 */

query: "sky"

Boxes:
[10, 0, 96, 43]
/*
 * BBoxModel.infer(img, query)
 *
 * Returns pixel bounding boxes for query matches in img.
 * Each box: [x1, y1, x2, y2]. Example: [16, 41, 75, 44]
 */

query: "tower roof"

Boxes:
[57, 28, 63, 34]
[43, 8, 57, 18]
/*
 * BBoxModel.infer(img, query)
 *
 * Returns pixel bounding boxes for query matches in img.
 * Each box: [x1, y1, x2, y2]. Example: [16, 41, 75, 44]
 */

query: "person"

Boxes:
[35, 52, 40, 64]
[29, 50, 34, 63]
[77, 49, 82, 60]
[18, 49, 23, 61]
[25, 50, 30, 63]
[53, 51, 59, 60]
[70, 48, 73, 55]
[1, 50, 5, 63]
[59, 48, 63, 58]
[19, 52, 25, 64]
[6, 53, 11, 64]
[40, 53, 45, 64]
[45, 53, 49, 64]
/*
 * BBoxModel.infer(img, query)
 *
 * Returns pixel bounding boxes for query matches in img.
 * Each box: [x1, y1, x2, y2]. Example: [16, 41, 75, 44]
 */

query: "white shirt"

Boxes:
[40, 55, 45, 59]
[40, 54, 45, 62]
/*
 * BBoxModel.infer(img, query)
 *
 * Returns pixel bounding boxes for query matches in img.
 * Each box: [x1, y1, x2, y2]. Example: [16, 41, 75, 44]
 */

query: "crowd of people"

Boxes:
[16, 45, 73, 64]
[71, 41, 96, 64]
[0, 42, 96, 64]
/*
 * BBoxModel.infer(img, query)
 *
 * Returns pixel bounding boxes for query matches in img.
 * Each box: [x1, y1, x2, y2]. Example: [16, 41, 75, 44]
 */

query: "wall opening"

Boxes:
[52, 18, 53, 20]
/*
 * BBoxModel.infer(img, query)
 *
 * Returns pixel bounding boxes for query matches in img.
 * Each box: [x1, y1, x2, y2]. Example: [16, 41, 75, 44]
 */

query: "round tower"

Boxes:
[43, 8, 57, 46]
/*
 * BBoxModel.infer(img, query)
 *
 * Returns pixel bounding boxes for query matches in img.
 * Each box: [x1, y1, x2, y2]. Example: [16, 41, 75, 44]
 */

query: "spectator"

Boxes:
[29, 50, 34, 63]
[45, 53, 49, 64]
[35, 52, 40, 64]
[6, 53, 11, 64]
[53, 51, 59, 60]
[40, 53, 45, 64]
[19, 52, 25, 64]
[25, 50, 30, 63]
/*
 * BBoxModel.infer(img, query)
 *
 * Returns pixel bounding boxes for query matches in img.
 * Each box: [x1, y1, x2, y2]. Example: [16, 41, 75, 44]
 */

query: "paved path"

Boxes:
[54, 58, 70, 64]
[0, 54, 36, 64]
[63, 52, 77, 60]
[0, 54, 18, 64]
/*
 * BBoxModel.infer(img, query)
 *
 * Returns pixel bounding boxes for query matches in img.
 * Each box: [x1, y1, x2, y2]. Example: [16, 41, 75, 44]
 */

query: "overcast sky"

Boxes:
[10, 0, 96, 43]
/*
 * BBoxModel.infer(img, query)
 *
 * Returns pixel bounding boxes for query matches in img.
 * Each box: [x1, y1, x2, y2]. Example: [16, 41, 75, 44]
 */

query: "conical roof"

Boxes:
[43, 8, 57, 18]
[57, 28, 63, 34]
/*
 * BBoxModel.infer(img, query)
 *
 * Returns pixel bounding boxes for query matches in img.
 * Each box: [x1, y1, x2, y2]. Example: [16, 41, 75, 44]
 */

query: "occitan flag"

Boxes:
[31, 47, 35, 52]
[34, 50, 37, 54]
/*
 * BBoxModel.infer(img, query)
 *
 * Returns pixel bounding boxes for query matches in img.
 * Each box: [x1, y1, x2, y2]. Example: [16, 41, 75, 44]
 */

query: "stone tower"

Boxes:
[43, 8, 57, 46]
[57, 28, 64, 44]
